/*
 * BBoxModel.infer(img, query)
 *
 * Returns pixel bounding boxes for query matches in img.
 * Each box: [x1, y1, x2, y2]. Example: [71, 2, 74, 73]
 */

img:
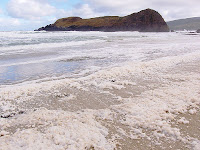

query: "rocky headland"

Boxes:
[36, 9, 169, 32]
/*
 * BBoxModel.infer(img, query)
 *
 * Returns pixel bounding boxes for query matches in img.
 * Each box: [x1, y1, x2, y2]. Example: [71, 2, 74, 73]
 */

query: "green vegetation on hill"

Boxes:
[54, 16, 121, 28]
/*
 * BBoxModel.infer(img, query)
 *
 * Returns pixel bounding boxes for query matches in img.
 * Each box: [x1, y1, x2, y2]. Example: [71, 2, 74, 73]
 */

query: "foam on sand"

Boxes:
[0, 109, 115, 150]
[0, 42, 200, 149]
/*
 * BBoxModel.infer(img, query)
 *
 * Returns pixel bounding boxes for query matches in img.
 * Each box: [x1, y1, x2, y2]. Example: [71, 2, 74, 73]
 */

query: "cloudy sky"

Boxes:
[0, 0, 200, 31]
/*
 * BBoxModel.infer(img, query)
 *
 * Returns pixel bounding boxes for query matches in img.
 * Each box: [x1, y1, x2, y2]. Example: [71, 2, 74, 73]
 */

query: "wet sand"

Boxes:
[0, 48, 200, 149]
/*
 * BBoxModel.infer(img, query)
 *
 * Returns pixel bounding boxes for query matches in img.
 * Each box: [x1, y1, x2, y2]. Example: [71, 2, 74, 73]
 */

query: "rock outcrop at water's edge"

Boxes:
[36, 9, 169, 32]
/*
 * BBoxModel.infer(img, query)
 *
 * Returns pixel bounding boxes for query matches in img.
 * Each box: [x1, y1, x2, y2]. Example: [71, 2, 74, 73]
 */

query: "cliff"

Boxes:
[36, 9, 169, 32]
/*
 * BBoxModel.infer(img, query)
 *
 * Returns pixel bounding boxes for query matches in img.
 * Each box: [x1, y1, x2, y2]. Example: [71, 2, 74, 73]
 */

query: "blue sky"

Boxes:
[0, 0, 200, 31]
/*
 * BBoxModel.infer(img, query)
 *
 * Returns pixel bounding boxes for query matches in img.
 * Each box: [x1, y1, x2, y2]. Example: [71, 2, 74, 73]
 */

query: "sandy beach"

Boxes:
[0, 31, 200, 150]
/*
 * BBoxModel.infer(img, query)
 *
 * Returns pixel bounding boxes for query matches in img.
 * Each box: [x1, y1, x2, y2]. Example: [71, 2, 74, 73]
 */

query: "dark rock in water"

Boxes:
[197, 29, 200, 33]
[35, 9, 169, 32]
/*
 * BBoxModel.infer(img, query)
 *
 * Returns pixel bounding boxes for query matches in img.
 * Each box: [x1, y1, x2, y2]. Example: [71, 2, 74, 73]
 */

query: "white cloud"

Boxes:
[51, 4, 103, 19]
[3, 0, 200, 31]
[0, 16, 56, 31]
[0, 17, 21, 31]
[71, 4, 104, 18]
[0, 18, 21, 26]
[84, 0, 200, 21]
[7, 0, 57, 20]
[54, 0, 68, 2]
[4, 0, 71, 31]
[74, 4, 96, 18]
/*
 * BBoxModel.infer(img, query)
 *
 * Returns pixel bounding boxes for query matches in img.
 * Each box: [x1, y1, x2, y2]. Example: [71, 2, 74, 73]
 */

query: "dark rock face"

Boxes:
[197, 29, 200, 33]
[36, 9, 169, 32]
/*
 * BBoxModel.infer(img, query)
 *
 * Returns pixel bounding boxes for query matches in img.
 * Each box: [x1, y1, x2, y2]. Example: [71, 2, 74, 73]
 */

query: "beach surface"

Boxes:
[0, 31, 200, 150]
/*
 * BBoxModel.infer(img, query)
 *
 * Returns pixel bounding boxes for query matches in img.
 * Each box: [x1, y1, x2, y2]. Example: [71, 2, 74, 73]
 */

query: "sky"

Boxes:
[0, 0, 200, 31]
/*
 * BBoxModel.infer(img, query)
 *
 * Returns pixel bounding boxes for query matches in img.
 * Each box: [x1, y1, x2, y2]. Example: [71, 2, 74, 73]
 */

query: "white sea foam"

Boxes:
[0, 69, 200, 149]
[0, 39, 103, 53]
[0, 109, 115, 150]
[0, 32, 200, 149]
[0, 49, 199, 103]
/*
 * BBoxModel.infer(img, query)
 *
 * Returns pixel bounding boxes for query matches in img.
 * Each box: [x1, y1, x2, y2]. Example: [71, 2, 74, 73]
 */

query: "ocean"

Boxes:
[0, 31, 200, 149]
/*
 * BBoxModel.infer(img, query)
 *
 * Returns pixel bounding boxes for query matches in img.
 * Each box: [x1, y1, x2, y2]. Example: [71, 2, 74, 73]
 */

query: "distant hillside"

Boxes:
[167, 17, 200, 31]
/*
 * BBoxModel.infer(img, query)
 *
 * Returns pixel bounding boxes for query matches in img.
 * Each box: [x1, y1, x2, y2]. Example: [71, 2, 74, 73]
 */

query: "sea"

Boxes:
[0, 31, 200, 150]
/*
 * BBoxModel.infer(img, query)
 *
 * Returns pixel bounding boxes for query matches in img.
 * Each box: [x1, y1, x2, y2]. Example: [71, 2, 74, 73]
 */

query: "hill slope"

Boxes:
[36, 9, 169, 32]
[167, 17, 200, 30]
